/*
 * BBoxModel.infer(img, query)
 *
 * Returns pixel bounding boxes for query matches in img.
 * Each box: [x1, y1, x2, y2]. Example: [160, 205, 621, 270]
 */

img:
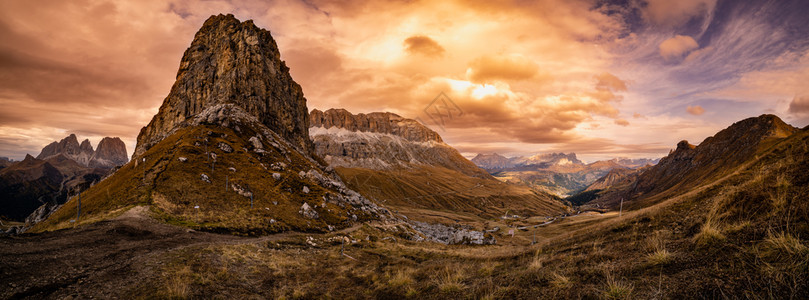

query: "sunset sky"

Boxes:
[1, 0, 808, 162]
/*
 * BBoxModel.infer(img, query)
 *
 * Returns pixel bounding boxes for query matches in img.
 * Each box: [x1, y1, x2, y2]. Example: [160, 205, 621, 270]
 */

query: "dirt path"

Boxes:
[0, 206, 295, 299]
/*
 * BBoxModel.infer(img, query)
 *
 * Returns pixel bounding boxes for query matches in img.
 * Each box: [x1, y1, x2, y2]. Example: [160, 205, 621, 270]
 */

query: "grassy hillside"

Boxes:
[31, 123, 379, 235]
[336, 166, 568, 225]
[123, 129, 809, 299]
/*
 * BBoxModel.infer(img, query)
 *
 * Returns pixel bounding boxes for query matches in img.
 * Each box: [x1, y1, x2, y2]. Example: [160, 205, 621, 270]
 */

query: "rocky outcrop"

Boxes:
[89, 137, 128, 168]
[309, 108, 490, 178]
[134, 13, 311, 159]
[310, 109, 443, 143]
[409, 221, 496, 245]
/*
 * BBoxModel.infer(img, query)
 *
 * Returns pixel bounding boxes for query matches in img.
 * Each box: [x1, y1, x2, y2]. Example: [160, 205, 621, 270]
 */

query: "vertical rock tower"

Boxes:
[134, 14, 311, 158]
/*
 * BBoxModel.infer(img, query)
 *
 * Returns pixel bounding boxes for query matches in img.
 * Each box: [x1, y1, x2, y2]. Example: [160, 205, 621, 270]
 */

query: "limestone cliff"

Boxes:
[89, 137, 128, 168]
[134, 14, 311, 158]
[309, 108, 489, 178]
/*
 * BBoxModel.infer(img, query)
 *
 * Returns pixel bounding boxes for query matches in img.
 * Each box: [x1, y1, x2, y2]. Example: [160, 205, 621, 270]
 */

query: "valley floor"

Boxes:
[0, 205, 613, 299]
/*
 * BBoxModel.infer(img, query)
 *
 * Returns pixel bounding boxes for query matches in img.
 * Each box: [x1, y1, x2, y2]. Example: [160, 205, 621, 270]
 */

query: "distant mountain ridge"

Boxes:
[309, 108, 566, 223]
[588, 114, 798, 209]
[1, 134, 127, 223]
[37, 134, 128, 169]
[471, 151, 659, 196]
[310, 108, 489, 178]
[471, 152, 583, 170]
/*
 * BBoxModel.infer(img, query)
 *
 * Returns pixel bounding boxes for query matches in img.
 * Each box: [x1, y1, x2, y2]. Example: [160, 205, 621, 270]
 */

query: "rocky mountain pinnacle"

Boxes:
[90, 137, 128, 168]
[37, 134, 94, 167]
[134, 13, 311, 158]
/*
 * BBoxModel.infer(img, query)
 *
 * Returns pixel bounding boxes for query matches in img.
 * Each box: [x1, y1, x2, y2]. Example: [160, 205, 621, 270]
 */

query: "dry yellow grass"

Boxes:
[529, 248, 543, 269]
[387, 267, 414, 287]
[694, 221, 725, 247]
[163, 265, 193, 299]
[436, 266, 465, 293]
[604, 273, 634, 300]
[551, 272, 571, 289]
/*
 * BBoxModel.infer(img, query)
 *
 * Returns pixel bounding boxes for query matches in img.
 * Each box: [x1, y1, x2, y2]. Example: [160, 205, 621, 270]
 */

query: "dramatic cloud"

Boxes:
[686, 105, 705, 115]
[465, 54, 540, 84]
[403, 35, 445, 57]
[659, 35, 699, 61]
[643, 0, 717, 27]
[1, 0, 808, 161]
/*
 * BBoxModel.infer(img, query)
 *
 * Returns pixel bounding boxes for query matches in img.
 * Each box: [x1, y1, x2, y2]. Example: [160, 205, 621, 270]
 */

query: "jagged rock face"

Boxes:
[37, 134, 94, 166]
[90, 137, 128, 168]
[471, 153, 512, 169]
[134, 14, 311, 158]
[310, 109, 443, 143]
[309, 108, 489, 178]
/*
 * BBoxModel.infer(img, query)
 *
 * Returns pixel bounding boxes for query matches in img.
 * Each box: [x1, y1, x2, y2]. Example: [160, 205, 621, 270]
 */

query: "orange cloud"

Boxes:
[643, 0, 716, 27]
[614, 119, 630, 126]
[686, 105, 705, 115]
[403, 35, 445, 57]
[0, 0, 641, 160]
[466, 54, 539, 84]
[595, 72, 628, 92]
[659, 35, 699, 61]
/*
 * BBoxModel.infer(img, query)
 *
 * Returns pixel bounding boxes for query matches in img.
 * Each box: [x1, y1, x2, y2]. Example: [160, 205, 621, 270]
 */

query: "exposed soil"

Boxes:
[0, 206, 292, 299]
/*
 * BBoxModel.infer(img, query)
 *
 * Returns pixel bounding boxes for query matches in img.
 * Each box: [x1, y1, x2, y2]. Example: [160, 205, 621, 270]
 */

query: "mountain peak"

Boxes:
[90, 137, 128, 168]
[605, 114, 800, 208]
[134, 14, 310, 158]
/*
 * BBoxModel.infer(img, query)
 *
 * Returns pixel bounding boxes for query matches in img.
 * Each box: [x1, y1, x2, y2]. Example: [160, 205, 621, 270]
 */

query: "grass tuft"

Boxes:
[647, 248, 672, 266]
[164, 265, 193, 299]
[436, 266, 465, 293]
[388, 267, 414, 287]
[764, 231, 808, 257]
[646, 231, 673, 266]
[550, 272, 571, 289]
[694, 221, 725, 248]
[604, 273, 634, 300]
